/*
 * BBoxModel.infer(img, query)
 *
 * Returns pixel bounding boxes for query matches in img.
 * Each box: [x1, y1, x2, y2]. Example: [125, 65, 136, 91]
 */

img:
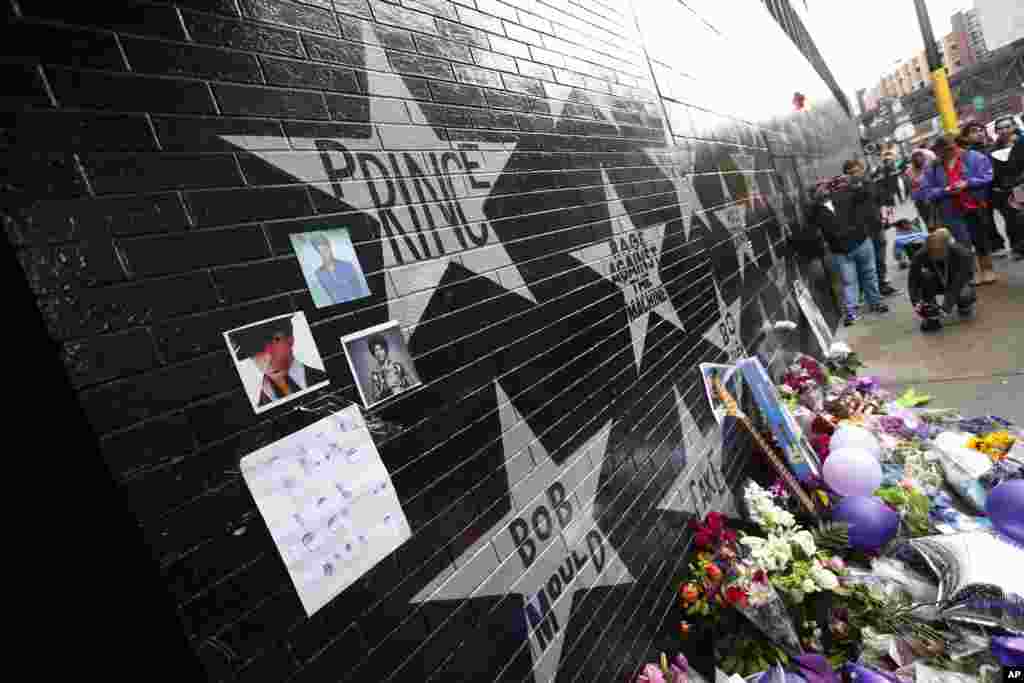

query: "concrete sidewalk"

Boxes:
[835, 201, 1024, 422]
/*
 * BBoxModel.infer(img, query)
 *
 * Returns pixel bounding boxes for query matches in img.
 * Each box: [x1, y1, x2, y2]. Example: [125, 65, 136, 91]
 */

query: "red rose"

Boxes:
[725, 586, 749, 607]
[695, 530, 713, 548]
[705, 512, 725, 531]
[722, 529, 737, 543]
[705, 563, 723, 582]
[753, 569, 767, 584]
[811, 415, 836, 435]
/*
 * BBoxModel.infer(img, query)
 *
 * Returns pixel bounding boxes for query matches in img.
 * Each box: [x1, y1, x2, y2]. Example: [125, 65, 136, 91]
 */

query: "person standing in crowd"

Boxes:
[962, 123, 1009, 256]
[908, 228, 976, 333]
[806, 176, 889, 326]
[906, 148, 937, 226]
[990, 115, 1024, 260]
[873, 150, 904, 207]
[844, 159, 898, 297]
[799, 184, 845, 312]
[913, 135, 997, 285]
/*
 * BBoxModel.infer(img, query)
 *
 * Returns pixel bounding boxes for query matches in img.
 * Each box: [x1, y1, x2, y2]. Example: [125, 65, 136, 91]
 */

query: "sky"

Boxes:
[799, 0, 969, 95]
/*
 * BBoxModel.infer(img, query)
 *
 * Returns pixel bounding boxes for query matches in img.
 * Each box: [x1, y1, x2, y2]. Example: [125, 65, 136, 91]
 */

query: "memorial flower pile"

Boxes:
[641, 341, 1023, 683]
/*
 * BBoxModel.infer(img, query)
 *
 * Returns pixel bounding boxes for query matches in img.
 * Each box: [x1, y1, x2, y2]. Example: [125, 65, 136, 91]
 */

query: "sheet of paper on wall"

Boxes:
[240, 405, 412, 617]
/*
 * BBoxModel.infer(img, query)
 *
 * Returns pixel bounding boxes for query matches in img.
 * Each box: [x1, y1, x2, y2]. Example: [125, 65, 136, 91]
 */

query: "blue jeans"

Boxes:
[833, 239, 881, 312]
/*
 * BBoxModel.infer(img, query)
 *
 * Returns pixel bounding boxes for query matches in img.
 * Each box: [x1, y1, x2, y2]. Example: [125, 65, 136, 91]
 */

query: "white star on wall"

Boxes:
[645, 145, 705, 242]
[570, 167, 686, 371]
[656, 385, 719, 513]
[770, 259, 799, 323]
[715, 164, 758, 282]
[411, 382, 633, 683]
[220, 20, 535, 338]
[703, 277, 745, 363]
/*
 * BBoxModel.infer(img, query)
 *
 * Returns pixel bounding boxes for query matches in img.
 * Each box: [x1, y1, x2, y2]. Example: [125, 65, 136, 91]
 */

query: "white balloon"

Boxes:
[830, 425, 881, 458]
[823, 447, 883, 497]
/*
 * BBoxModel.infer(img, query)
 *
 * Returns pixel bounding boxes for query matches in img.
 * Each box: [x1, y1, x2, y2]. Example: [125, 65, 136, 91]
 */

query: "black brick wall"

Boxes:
[3, 0, 858, 681]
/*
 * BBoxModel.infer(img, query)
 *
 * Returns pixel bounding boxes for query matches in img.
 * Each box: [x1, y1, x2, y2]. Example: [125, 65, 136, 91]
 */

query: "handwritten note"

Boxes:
[241, 405, 412, 617]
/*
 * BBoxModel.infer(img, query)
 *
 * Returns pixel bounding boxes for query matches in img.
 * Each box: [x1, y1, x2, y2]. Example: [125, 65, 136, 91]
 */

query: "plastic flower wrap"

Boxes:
[957, 415, 1014, 435]
[733, 567, 805, 655]
[932, 432, 993, 514]
[979, 454, 1024, 491]
[928, 490, 993, 534]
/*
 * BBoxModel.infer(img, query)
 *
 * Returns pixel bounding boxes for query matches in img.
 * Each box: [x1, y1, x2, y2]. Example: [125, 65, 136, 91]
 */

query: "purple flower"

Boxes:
[854, 376, 880, 392]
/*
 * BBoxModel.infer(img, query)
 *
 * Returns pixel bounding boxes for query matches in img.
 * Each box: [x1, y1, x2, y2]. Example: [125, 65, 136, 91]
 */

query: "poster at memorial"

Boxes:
[737, 356, 822, 483]
[290, 228, 371, 309]
[225, 312, 330, 414]
[794, 278, 834, 357]
[240, 405, 412, 617]
[341, 321, 422, 409]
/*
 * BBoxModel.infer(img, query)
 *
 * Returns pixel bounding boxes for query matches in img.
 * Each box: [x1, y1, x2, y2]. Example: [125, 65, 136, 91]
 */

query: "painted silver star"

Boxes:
[570, 167, 686, 371]
[411, 382, 633, 683]
[220, 20, 534, 338]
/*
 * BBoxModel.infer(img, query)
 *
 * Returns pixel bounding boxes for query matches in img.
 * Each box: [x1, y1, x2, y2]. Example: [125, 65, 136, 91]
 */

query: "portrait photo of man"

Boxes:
[290, 229, 371, 309]
[225, 313, 330, 414]
[342, 321, 422, 409]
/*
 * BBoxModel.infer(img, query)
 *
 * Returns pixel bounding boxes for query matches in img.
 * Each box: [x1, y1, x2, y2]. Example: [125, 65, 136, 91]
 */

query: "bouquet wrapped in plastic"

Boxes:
[733, 571, 804, 655]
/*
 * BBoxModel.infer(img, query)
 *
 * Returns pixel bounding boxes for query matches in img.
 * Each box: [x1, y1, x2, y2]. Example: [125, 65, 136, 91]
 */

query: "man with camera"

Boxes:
[908, 229, 976, 333]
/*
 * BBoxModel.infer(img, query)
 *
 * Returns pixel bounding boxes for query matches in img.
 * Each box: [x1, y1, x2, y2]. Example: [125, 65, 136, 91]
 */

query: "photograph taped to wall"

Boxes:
[240, 405, 412, 617]
[290, 228, 371, 309]
[700, 363, 743, 425]
[342, 321, 422, 409]
[224, 312, 330, 414]
[794, 278, 834, 357]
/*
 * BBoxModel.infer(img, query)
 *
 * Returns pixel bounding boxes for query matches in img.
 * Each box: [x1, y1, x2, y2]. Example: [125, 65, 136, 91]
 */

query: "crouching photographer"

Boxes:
[908, 228, 977, 332]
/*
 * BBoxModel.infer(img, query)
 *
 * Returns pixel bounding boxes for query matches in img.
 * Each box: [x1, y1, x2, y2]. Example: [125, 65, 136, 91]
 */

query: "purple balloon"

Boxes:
[831, 496, 900, 551]
[841, 664, 903, 683]
[991, 635, 1024, 667]
[987, 480, 1024, 545]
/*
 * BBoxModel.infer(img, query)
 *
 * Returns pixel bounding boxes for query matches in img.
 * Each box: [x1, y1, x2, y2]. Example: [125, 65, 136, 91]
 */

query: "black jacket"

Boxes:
[806, 198, 867, 255]
[872, 163, 901, 205]
[839, 180, 884, 235]
[990, 136, 1024, 195]
[908, 243, 974, 309]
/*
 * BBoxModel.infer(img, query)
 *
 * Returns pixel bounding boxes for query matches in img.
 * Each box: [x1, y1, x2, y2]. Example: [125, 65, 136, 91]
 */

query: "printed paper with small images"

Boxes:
[240, 405, 411, 616]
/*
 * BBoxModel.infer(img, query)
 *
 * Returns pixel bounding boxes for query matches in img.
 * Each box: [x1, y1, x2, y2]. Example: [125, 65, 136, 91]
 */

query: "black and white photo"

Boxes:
[342, 321, 422, 409]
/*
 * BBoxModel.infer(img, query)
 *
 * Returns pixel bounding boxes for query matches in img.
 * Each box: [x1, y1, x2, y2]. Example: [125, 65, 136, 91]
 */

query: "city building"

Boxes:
[975, 0, 1024, 52]
[941, 31, 966, 74]
[952, 8, 988, 64]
